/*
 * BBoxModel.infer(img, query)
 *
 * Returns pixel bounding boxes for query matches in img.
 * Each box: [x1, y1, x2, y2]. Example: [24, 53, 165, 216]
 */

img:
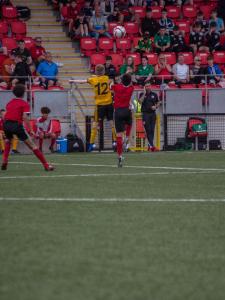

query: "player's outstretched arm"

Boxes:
[69, 79, 88, 84]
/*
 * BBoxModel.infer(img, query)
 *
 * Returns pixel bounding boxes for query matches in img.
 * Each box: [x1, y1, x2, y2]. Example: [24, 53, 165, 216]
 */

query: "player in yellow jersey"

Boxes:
[70, 64, 116, 151]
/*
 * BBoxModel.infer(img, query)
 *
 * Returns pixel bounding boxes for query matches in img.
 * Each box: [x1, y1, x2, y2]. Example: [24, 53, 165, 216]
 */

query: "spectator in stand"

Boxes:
[89, 8, 111, 40]
[196, 11, 209, 33]
[2, 50, 16, 86]
[30, 37, 46, 66]
[170, 25, 192, 53]
[140, 8, 159, 38]
[172, 53, 190, 85]
[209, 10, 224, 34]
[189, 22, 205, 54]
[135, 32, 153, 55]
[218, 0, 225, 23]
[204, 54, 223, 85]
[154, 26, 171, 54]
[154, 53, 172, 84]
[162, 0, 193, 4]
[72, 12, 89, 37]
[107, 6, 120, 22]
[120, 56, 135, 76]
[80, 1, 93, 21]
[0, 39, 7, 56]
[159, 8, 174, 33]
[104, 56, 116, 80]
[13, 40, 32, 65]
[11, 54, 31, 87]
[190, 56, 205, 85]
[100, 0, 114, 16]
[119, 6, 140, 24]
[67, 0, 79, 36]
[37, 52, 59, 89]
[135, 56, 154, 86]
[204, 21, 224, 53]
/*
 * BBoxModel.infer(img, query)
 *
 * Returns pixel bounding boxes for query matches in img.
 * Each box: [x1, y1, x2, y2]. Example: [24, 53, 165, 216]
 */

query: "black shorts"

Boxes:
[114, 108, 132, 133]
[3, 120, 29, 141]
[95, 104, 114, 122]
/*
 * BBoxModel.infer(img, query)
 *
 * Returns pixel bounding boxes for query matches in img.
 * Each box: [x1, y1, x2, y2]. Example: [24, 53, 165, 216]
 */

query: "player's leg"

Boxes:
[49, 133, 56, 152]
[38, 131, 45, 152]
[124, 110, 133, 152]
[11, 135, 19, 154]
[88, 107, 98, 151]
[0, 132, 5, 152]
[1, 121, 14, 170]
[107, 104, 116, 149]
[115, 108, 126, 167]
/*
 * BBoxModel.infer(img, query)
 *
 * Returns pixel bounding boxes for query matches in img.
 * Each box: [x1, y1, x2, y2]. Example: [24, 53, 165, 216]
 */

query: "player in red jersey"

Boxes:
[111, 74, 134, 167]
[1, 84, 54, 171]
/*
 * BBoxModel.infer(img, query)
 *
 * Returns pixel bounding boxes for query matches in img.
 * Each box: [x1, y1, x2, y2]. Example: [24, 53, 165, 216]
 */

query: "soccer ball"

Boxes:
[113, 26, 126, 38]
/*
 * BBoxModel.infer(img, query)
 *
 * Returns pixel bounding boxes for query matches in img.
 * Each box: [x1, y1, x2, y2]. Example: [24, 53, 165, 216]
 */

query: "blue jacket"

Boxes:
[37, 60, 58, 80]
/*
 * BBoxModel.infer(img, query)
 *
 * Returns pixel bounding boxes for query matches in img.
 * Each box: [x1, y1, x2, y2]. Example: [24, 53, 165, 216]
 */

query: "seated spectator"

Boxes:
[195, 11, 208, 33]
[204, 54, 223, 85]
[190, 56, 205, 84]
[37, 52, 59, 89]
[154, 26, 171, 54]
[107, 6, 120, 22]
[80, 1, 93, 21]
[2, 50, 16, 85]
[154, 53, 172, 84]
[120, 56, 135, 75]
[118, 6, 140, 24]
[159, 8, 174, 33]
[100, 0, 114, 16]
[189, 22, 205, 54]
[11, 54, 31, 87]
[13, 40, 32, 65]
[30, 37, 46, 66]
[89, 8, 111, 40]
[172, 53, 189, 85]
[0, 39, 7, 55]
[104, 56, 116, 80]
[67, 0, 79, 36]
[209, 10, 224, 34]
[72, 12, 89, 37]
[140, 8, 159, 38]
[218, 0, 225, 24]
[135, 56, 154, 86]
[37, 106, 58, 153]
[135, 32, 152, 55]
[170, 25, 192, 53]
[204, 22, 224, 53]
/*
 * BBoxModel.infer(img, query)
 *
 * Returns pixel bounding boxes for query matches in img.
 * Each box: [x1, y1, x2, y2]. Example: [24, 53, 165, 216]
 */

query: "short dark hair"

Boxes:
[17, 39, 25, 44]
[41, 107, 51, 114]
[207, 54, 213, 61]
[142, 56, 148, 61]
[106, 56, 112, 61]
[121, 73, 132, 86]
[13, 84, 26, 98]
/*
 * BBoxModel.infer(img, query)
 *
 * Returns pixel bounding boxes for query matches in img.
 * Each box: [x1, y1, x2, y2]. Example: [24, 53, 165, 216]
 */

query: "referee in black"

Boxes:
[138, 82, 160, 152]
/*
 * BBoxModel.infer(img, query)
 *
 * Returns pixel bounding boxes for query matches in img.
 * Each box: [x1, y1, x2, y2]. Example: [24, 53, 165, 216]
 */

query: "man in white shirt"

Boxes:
[172, 53, 189, 85]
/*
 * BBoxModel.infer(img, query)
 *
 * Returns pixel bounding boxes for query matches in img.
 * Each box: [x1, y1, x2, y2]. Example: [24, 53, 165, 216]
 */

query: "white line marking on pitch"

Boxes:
[10, 161, 225, 172]
[0, 197, 225, 202]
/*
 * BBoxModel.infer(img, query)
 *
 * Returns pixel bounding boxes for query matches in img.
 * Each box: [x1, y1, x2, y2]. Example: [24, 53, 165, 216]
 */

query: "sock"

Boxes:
[12, 137, 18, 151]
[116, 136, 123, 157]
[2, 140, 11, 164]
[125, 124, 132, 139]
[0, 138, 5, 151]
[39, 138, 43, 151]
[112, 126, 116, 142]
[33, 148, 48, 167]
[90, 127, 97, 144]
[50, 138, 56, 149]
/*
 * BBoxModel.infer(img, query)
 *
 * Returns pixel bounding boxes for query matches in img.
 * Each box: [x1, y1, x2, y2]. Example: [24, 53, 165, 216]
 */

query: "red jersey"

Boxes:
[112, 84, 134, 109]
[36, 116, 51, 133]
[4, 98, 30, 124]
[0, 118, 3, 131]
[30, 45, 46, 61]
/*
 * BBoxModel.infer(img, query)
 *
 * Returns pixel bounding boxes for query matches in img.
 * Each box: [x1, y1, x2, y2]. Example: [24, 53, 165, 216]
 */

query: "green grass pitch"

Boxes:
[0, 151, 225, 300]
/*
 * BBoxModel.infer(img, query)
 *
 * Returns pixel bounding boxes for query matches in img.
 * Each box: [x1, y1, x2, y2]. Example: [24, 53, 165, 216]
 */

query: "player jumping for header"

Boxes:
[1, 84, 54, 171]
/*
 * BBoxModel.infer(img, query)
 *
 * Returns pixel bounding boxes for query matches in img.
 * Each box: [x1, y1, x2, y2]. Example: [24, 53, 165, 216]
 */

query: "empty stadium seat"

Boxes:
[151, 6, 162, 19]
[125, 53, 141, 66]
[108, 22, 118, 36]
[124, 22, 139, 37]
[60, 6, 69, 22]
[182, 5, 197, 19]
[213, 51, 225, 64]
[182, 52, 194, 64]
[80, 37, 97, 56]
[90, 53, 106, 69]
[0, 21, 8, 38]
[0, 54, 7, 73]
[146, 53, 158, 65]
[2, 37, 17, 52]
[132, 6, 146, 19]
[98, 38, 114, 55]
[132, 36, 141, 49]
[2, 6, 18, 22]
[116, 38, 132, 55]
[166, 6, 180, 19]
[110, 53, 124, 71]
[11, 20, 27, 39]
[23, 37, 35, 49]
[162, 52, 176, 65]
[199, 5, 214, 19]
[175, 20, 190, 33]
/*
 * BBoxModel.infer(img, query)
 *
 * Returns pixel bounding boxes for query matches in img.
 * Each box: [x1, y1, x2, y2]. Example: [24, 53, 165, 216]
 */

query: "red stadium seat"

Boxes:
[175, 20, 190, 33]
[132, 36, 141, 49]
[132, 6, 146, 19]
[180, 84, 197, 89]
[151, 6, 162, 19]
[2, 37, 17, 52]
[182, 5, 197, 19]
[162, 52, 176, 65]
[2, 6, 18, 22]
[11, 20, 26, 39]
[166, 6, 180, 19]
[110, 53, 124, 71]
[182, 52, 194, 64]
[213, 51, 225, 64]
[146, 53, 158, 65]
[98, 38, 114, 55]
[0, 54, 7, 73]
[196, 52, 209, 65]
[199, 5, 214, 19]
[220, 34, 225, 46]
[124, 22, 139, 37]
[0, 21, 8, 38]
[116, 38, 132, 55]
[23, 37, 35, 50]
[61, 6, 69, 21]
[90, 53, 106, 69]
[108, 22, 118, 35]
[49, 119, 61, 135]
[125, 53, 141, 66]
[80, 37, 97, 56]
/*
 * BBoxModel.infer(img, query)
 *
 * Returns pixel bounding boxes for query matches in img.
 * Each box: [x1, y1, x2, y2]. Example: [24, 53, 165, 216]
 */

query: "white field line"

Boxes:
[10, 161, 225, 172]
[0, 197, 225, 202]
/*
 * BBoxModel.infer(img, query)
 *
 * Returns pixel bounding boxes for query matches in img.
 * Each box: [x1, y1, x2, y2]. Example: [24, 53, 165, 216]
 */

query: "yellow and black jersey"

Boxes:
[87, 75, 112, 106]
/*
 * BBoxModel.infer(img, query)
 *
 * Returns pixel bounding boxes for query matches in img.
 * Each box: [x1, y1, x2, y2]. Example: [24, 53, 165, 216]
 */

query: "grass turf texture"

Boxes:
[0, 152, 225, 300]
